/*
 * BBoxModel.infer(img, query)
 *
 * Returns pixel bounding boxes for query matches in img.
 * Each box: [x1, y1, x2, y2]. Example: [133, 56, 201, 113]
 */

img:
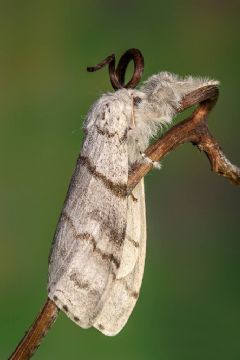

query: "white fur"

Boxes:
[85, 72, 219, 168]
[127, 71, 219, 166]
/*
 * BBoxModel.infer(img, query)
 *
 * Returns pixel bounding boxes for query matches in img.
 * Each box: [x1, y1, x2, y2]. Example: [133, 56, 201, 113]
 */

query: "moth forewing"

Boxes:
[93, 179, 146, 335]
[48, 92, 131, 328]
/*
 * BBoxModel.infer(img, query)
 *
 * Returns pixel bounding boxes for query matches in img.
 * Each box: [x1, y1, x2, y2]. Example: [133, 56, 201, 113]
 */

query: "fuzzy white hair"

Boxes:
[127, 71, 219, 166]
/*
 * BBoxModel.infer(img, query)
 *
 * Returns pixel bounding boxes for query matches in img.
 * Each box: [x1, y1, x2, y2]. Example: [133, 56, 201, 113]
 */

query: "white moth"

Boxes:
[48, 72, 219, 335]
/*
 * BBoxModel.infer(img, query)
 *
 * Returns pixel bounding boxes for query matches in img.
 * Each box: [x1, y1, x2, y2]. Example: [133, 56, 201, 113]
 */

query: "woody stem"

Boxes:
[128, 85, 240, 191]
[9, 84, 240, 360]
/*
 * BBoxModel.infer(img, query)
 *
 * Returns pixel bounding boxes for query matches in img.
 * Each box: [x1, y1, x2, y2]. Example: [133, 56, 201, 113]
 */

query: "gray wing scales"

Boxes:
[48, 95, 129, 328]
[93, 179, 146, 335]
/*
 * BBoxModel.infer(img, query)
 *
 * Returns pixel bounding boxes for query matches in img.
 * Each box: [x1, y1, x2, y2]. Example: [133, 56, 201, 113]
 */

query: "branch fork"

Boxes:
[129, 85, 240, 190]
[9, 49, 240, 360]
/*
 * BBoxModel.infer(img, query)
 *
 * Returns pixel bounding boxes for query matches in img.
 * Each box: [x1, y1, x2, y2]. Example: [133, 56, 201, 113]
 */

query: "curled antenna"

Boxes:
[87, 48, 144, 90]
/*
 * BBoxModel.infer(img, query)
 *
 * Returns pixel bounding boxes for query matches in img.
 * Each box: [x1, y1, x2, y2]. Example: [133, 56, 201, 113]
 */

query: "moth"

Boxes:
[48, 71, 219, 335]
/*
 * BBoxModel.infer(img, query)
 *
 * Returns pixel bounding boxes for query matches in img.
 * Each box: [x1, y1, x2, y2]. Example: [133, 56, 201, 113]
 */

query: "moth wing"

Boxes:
[93, 179, 146, 335]
[48, 94, 129, 328]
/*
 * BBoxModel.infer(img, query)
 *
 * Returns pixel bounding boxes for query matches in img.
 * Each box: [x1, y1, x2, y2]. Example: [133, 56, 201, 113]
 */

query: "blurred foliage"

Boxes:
[0, 1, 239, 359]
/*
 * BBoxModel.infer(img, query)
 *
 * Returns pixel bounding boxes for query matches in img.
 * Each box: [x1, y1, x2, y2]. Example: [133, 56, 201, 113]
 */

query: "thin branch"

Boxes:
[128, 85, 240, 191]
[9, 299, 59, 360]
[196, 126, 240, 185]
[9, 84, 240, 360]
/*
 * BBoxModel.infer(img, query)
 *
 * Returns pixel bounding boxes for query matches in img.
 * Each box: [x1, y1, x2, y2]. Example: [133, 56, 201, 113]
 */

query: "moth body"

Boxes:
[48, 71, 218, 335]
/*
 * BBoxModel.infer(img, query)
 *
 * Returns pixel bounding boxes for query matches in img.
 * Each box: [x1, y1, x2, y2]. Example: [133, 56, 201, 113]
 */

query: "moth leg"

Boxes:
[130, 193, 138, 202]
[141, 152, 161, 169]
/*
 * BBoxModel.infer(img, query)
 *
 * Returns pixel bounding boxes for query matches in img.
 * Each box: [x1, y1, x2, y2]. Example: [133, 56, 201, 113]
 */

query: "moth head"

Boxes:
[136, 72, 185, 125]
[135, 71, 219, 125]
[132, 95, 143, 107]
[130, 75, 177, 127]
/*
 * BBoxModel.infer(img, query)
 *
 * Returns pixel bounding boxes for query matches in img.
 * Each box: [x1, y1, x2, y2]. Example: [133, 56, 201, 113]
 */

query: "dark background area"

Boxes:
[0, 1, 239, 359]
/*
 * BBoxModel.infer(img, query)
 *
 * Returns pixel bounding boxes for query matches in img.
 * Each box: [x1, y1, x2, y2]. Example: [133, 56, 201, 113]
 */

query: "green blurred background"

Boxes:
[0, 1, 239, 359]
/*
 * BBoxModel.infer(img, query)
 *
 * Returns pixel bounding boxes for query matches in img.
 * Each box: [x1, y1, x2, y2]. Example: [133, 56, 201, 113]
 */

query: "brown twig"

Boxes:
[9, 83, 240, 360]
[9, 84, 240, 360]
[9, 74, 240, 360]
[9, 299, 59, 360]
[128, 85, 240, 191]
